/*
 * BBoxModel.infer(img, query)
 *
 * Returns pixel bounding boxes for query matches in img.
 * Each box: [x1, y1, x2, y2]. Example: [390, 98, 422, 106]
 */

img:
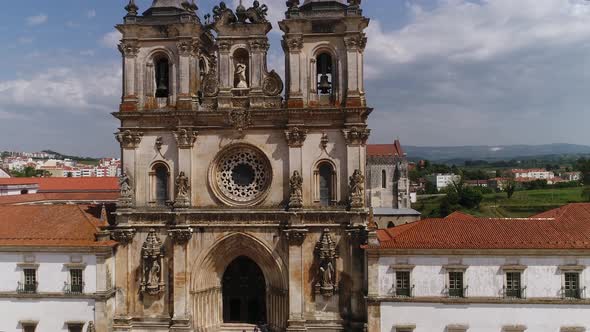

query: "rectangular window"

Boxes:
[70, 269, 83, 293]
[67, 324, 83, 332]
[564, 272, 580, 299]
[506, 272, 522, 298]
[23, 269, 37, 293]
[448, 271, 464, 297]
[396, 271, 411, 297]
[23, 326, 36, 332]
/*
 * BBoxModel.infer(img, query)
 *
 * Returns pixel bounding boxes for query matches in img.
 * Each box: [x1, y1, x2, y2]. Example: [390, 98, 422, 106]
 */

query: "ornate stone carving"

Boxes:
[211, 145, 272, 207]
[217, 40, 232, 53]
[348, 0, 362, 9]
[182, 0, 198, 13]
[111, 229, 136, 245]
[321, 133, 329, 150]
[344, 34, 368, 51]
[315, 229, 338, 297]
[289, 171, 303, 210]
[174, 171, 191, 208]
[118, 40, 139, 58]
[284, 37, 303, 52]
[140, 229, 165, 296]
[284, 228, 308, 246]
[168, 227, 193, 245]
[86, 321, 95, 332]
[118, 173, 134, 208]
[349, 169, 365, 209]
[116, 130, 143, 149]
[285, 127, 308, 147]
[250, 39, 270, 51]
[173, 128, 198, 149]
[203, 72, 220, 97]
[228, 109, 251, 133]
[177, 40, 193, 56]
[342, 127, 370, 146]
[244, 1, 269, 24]
[262, 70, 284, 96]
[125, 0, 139, 16]
[155, 137, 163, 152]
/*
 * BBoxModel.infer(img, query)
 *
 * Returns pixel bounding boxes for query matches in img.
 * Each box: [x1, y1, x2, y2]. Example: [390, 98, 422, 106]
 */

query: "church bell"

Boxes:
[318, 74, 332, 94]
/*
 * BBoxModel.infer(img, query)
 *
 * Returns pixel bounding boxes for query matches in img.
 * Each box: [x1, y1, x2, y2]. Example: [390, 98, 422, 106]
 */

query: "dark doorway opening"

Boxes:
[222, 256, 267, 325]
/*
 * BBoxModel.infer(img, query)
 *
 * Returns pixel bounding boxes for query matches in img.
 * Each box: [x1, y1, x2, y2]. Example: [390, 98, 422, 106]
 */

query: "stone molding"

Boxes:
[110, 228, 136, 245]
[367, 295, 590, 305]
[168, 227, 193, 245]
[285, 127, 308, 147]
[283, 228, 308, 246]
[344, 34, 368, 51]
[342, 127, 370, 146]
[115, 130, 143, 149]
[284, 37, 303, 52]
[177, 40, 193, 57]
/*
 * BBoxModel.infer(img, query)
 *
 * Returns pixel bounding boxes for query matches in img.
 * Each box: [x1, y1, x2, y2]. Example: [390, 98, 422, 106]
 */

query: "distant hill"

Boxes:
[403, 143, 590, 162]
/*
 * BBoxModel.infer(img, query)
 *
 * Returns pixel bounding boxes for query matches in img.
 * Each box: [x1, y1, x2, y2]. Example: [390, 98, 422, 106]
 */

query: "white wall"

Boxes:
[0, 252, 98, 331]
[377, 256, 590, 298]
[381, 303, 590, 332]
[0, 299, 95, 332]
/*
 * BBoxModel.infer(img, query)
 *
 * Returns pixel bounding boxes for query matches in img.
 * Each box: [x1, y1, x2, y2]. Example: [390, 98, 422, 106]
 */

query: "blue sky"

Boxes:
[1, 0, 590, 157]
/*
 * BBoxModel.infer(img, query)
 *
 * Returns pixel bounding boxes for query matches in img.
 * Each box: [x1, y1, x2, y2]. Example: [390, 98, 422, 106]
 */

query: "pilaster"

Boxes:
[169, 227, 193, 331]
[118, 40, 140, 112]
[284, 36, 304, 108]
[177, 40, 193, 110]
[174, 128, 197, 206]
[284, 228, 308, 331]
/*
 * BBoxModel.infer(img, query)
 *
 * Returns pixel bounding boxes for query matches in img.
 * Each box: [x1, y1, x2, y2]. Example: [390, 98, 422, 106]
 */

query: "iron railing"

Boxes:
[17, 281, 38, 294]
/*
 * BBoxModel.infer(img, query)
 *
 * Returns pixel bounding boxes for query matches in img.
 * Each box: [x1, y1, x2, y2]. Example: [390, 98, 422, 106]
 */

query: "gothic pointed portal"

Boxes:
[222, 256, 267, 325]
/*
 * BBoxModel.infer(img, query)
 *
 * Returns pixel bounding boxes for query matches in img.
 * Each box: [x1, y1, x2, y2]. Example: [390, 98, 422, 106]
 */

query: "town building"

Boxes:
[107, 0, 370, 331]
[511, 168, 554, 180]
[366, 203, 590, 332]
[366, 141, 420, 228]
[426, 173, 461, 191]
[0, 168, 10, 178]
[0, 204, 116, 331]
[561, 171, 582, 182]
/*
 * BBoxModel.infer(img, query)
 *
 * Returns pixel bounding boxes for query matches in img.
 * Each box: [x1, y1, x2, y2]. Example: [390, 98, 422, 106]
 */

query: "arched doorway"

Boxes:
[222, 256, 267, 325]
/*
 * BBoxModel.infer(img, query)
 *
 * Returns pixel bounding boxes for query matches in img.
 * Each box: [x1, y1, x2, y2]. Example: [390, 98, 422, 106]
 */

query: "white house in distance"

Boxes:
[0, 205, 116, 332]
[511, 168, 554, 180]
[426, 173, 461, 191]
[366, 204, 590, 332]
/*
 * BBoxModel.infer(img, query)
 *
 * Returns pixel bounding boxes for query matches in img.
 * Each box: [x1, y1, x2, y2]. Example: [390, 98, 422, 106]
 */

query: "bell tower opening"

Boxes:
[222, 256, 267, 325]
[316, 52, 333, 96]
[154, 57, 170, 98]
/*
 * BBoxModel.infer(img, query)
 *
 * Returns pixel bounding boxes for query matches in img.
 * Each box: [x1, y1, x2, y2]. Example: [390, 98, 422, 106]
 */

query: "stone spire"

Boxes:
[143, 0, 190, 16]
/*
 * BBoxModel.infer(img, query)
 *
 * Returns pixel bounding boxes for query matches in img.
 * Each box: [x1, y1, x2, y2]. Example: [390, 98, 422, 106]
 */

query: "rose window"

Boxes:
[211, 145, 272, 206]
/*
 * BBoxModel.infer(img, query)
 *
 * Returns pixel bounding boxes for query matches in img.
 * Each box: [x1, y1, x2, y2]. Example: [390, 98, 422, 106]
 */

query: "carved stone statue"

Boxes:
[315, 229, 338, 297]
[349, 169, 365, 209]
[174, 171, 191, 208]
[289, 171, 303, 210]
[86, 321, 95, 332]
[118, 173, 133, 208]
[235, 63, 248, 88]
[140, 229, 165, 296]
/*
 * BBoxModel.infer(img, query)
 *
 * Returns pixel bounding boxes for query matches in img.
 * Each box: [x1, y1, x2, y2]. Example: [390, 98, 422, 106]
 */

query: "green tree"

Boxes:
[582, 187, 590, 202]
[505, 179, 517, 199]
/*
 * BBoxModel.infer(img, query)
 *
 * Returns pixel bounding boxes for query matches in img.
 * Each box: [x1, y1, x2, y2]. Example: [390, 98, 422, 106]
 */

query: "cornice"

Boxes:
[365, 295, 590, 306]
[364, 248, 590, 256]
[0, 287, 115, 301]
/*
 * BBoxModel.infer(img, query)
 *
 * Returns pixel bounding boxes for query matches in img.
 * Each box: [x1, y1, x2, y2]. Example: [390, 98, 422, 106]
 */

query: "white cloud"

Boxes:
[100, 30, 122, 49]
[0, 65, 121, 116]
[87, 9, 97, 19]
[26, 14, 48, 26]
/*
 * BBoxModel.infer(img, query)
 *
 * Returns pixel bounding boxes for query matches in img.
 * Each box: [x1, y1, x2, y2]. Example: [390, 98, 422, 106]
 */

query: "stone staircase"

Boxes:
[219, 323, 260, 332]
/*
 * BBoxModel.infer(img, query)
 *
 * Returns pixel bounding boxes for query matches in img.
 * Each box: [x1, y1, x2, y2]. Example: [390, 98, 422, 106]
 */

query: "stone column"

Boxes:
[284, 36, 304, 108]
[118, 40, 140, 112]
[344, 34, 367, 108]
[177, 40, 193, 110]
[346, 227, 367, 325]
[285, 127, 307, 208]
[343, 127, 370, 208]
[110, 229, 136, 330]
[173, 128, 197, 207]
[284, 228, 308, 331]
[169, 227, 193, 330]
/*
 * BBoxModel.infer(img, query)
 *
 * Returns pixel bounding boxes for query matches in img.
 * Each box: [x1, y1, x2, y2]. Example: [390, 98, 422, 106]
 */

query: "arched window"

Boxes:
[315, 161, 336, 207]
[387, 221, 395, 229]
[316, 53, 333, 95]
[155, 57, 170, 98]
[150, 163, 170, 205]
[381, 170, 387, 189]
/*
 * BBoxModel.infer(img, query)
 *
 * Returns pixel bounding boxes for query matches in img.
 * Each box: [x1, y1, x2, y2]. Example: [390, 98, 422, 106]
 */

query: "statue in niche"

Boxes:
[140, 229, 165, 296]
[120, 173, 132, 198]
[235, 62, 248, 88]
[315, 229, 338, 297]
[289, 171, 303, 209]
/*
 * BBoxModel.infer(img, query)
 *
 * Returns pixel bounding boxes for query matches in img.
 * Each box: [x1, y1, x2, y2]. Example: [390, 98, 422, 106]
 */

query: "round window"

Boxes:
[210, 145, 272, 206]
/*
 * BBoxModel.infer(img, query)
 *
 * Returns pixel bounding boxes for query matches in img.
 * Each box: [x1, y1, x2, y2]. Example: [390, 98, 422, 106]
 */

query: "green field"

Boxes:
[415, 187, 586, 218]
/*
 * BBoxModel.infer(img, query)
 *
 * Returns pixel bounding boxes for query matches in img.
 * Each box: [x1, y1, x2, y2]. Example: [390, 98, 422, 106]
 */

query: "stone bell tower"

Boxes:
[109, 0, 371, 331]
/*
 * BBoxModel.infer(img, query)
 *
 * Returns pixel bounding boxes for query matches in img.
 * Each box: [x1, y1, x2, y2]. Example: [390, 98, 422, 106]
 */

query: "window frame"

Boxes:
[505, 271, 524, 299]
[560, 265, 585, 300]
[448, 271, 465, 298]
[19, 320, 38, 332]
[149, 162, 172, 206]
[313, 160, 338, 206]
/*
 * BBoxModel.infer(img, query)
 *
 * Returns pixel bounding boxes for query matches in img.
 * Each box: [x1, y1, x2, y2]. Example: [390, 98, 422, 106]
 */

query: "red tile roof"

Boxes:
[367, 140, 405, 157]
[0, 177, 119, 192]
[367, 203, 590, 250]
[0, 205, 116, 248]
[0, 192, 119, 205]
